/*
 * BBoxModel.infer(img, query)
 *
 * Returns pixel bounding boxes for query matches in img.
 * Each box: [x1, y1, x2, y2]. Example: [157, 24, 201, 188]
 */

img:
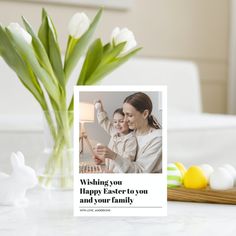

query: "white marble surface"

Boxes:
[0, 188, 236, 236]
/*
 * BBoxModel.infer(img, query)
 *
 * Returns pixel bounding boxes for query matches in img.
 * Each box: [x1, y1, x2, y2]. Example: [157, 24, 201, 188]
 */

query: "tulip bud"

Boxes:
[68, 12, 90, 39]
[111, 27, 137, 55]
[7, 23, 32, 44]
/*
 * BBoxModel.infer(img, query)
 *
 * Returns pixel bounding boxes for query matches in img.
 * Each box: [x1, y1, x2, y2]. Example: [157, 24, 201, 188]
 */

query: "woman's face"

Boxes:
[123, 103, 148, 130]
[113, 113, 129, 134]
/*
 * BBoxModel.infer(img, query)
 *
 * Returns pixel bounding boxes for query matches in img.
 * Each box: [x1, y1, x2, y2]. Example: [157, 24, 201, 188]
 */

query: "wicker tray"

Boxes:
[168, 187, 236, 204]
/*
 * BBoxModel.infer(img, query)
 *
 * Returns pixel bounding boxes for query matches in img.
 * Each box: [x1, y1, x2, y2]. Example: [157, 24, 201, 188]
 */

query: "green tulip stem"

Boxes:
[39, 112, 73, 189]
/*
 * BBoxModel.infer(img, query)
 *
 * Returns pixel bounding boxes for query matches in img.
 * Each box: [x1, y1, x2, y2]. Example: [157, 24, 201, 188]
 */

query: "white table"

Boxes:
[0, 188, 236, 236]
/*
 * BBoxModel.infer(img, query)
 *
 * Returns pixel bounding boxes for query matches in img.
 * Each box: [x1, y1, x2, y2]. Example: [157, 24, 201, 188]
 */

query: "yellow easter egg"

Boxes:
[184, 166, 208, 189]
[175, 162, 187, 178]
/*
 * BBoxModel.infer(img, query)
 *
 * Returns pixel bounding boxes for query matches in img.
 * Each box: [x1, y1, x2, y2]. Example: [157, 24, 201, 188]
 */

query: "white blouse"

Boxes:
[113, 129, 162, 173]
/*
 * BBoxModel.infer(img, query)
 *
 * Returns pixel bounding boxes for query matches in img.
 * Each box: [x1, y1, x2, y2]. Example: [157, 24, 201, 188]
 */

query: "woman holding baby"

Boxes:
[94, 92, 162, 173]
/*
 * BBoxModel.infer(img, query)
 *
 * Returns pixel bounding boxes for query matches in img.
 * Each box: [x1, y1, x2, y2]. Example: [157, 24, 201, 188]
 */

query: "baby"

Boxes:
[95, 100, 137, 173]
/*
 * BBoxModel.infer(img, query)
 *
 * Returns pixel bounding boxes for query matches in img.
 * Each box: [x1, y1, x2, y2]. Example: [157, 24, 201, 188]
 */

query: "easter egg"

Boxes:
[199, 164, 214, 182]
[175, 162, 187, 178]
[183, 166, 208, 189]
[209, 167, 234, 190]
[95, 102, 101, 110]
[222, 164, 236, 186]
[167, 163, 183, 188]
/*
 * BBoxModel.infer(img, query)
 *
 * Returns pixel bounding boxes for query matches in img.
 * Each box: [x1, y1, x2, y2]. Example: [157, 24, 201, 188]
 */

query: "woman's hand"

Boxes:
[93, 155, 104, 165]
[95, 145, 117, 160]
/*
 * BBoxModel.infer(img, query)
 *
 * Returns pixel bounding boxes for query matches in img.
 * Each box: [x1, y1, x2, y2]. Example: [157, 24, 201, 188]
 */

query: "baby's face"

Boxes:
[113, 113, 129, 134]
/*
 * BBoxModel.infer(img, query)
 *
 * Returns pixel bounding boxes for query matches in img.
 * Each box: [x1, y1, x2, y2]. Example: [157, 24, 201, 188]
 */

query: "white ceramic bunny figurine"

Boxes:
[0, 151, 38, 206]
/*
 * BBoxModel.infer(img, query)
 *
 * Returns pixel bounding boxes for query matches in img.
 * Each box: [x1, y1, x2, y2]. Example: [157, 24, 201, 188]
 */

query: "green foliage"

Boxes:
[0, 9, 141, 188]
[0, 7, 141, 119]
[0, 26, 46, 108]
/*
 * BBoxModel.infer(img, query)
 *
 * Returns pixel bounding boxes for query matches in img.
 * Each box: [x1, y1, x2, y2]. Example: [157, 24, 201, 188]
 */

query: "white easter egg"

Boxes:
[209, 167, 234, 190]
[199, 164, 214, 182]
[167, 163, 182, 188]
[95, 102, 101, 110]
[222, 164, 236, 186]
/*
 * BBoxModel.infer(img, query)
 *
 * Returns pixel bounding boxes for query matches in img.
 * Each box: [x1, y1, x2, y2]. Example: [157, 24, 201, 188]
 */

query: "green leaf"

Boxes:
[38, 10, 65, 90]
[64, 8, 103, 83]
[38, 8, 58, 46]
[78, 38, 103, 85]
[38, 9, 49, 54]
[84, 47, 142, 85]
[42, 8, 47, 21]
[47, 16, 65, 89]
[0, 26, 45, 106]
[101, 43, 113, 61]
[64, 35, 73, 64]
[103, 43, 111, 54]
[22, 17, 57, 81]
[99, 42, 126, 66]
[6, 27, 61, 106]
[68, 96, 74, 111]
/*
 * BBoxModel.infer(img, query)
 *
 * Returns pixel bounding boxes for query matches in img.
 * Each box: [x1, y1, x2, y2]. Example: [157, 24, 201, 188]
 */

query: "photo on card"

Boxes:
[74, 86, 167, 216]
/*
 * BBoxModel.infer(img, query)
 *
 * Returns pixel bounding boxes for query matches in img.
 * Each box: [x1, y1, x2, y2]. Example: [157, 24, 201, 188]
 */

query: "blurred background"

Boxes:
[0, 0, 232, 114]
[1, 0, 236, 170]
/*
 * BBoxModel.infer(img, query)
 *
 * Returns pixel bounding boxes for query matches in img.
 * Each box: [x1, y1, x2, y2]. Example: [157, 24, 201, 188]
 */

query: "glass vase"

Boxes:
[37, 110, 74, 190]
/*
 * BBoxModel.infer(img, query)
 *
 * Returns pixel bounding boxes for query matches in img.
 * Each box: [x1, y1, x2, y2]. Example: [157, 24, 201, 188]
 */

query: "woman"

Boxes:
[94, 92, 162, 173]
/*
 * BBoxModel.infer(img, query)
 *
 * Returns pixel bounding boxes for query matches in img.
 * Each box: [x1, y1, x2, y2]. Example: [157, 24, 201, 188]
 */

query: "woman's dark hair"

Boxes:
[123, 92, 161, 129]
[113, 108, 124, 117]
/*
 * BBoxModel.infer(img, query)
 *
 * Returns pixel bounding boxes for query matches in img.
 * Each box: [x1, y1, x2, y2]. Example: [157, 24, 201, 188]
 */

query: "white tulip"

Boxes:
[7, 23, 32, 44]
[68, 12, 90, 39]
[111, 27, 137, 55]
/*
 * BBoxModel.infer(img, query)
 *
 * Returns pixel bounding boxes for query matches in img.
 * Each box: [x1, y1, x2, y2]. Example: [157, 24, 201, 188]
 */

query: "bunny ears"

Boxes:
[11, 151, 25, 170]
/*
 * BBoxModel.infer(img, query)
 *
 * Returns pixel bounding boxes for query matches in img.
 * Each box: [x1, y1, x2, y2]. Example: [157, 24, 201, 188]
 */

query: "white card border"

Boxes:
[73, 85, 167, 216]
